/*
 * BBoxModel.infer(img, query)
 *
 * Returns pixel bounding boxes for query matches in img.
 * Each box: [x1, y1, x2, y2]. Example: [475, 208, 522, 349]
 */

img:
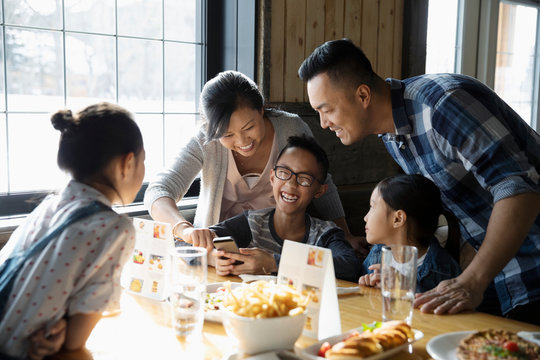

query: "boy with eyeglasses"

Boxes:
[207, 135, 361, 282]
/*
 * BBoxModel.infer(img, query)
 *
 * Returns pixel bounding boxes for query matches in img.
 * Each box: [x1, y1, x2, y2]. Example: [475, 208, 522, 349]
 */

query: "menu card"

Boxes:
[277, 240, 341, 340]
[121, 218, 175, 300]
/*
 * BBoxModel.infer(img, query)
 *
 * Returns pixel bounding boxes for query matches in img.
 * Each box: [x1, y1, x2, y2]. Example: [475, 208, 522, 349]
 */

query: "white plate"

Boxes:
[297, 328, 423, 360]
[205, 282, 242, 323]
[223, 350, 301, 360]
[238, 274, 277, 283]
[426, 331, 475, 360]
[427, 330, 540, 360]
[518, 331, 540, 346]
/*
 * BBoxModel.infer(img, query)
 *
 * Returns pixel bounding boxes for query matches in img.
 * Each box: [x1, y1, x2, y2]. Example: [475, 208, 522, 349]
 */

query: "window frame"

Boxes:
[454, 0, 540, 131]
[0, 0, 258, 218]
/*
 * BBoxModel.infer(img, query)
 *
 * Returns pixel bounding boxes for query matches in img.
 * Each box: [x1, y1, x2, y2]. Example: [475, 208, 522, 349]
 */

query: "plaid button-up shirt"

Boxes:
[381, 73, 540, 314]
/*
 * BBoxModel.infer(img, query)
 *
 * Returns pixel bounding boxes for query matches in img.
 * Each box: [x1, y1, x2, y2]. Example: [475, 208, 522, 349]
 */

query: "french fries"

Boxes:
[222, 280, 309, 318]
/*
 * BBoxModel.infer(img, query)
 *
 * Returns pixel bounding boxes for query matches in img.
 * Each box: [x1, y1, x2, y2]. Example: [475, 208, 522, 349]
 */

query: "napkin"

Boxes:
[239, 274, 277, 283]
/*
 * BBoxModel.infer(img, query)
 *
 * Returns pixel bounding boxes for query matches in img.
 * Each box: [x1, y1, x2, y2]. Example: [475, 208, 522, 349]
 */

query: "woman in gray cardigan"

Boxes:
[144, 71, 360, 253]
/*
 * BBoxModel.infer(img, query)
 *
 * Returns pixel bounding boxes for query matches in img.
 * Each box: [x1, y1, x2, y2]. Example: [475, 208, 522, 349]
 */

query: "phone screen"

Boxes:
[213, 237, 243, 265]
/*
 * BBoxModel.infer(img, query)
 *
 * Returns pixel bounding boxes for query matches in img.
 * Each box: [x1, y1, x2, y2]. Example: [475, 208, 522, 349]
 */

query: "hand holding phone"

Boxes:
[213, 236, 244, 265]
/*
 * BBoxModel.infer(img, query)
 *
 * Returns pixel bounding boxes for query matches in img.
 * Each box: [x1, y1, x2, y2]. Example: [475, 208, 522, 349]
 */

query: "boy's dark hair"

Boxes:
[51, 102, 143, 183]
[376, 174, 460, 260]
[298, 39, 378, 90]
[276, 135, 329, 182]
[200, 70, 264, 141]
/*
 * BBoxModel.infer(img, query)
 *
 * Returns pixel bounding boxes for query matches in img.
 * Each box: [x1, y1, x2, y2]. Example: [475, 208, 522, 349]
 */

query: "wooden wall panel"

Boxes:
[377, 0, 395, 78]
[392, 0, 404, 78]
[361, 0, 379, 72]
[324, 0, 345, 41]
[269, 0, 285, 102]
[284, 0, 306, 102]
[304, 0, 326, 102]
[344, 0, 363, 46]
[266, 0, 404, 102]
[305, 0, 326, 55]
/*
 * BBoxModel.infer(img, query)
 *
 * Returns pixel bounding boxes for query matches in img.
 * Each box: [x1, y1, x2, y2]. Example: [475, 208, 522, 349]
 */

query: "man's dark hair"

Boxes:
[298, 39, 377, 89]
[276, 135, 329, 182]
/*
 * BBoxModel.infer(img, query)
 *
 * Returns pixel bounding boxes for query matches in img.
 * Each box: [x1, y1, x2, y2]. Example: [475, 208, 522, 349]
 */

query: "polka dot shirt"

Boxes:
[0, 180, 135, 358]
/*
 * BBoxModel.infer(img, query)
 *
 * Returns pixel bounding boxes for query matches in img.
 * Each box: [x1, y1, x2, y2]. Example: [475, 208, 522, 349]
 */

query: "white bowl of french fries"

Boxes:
[221, 280, 309, 355]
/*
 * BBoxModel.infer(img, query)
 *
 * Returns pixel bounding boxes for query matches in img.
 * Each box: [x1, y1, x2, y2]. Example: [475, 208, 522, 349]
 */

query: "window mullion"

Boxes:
[533, 7, 540, 131]
[2, 0, 10, 194]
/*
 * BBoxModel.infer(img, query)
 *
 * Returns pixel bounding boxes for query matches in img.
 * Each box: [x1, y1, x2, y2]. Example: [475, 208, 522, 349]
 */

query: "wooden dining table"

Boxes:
[52, 267, 540, 360]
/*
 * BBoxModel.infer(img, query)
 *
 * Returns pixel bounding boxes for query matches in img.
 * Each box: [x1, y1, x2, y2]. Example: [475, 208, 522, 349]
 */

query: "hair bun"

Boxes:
[51, 109, 76, 132]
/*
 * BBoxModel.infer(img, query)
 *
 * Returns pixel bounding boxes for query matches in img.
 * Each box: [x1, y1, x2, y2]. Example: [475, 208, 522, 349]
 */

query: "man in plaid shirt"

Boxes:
[299, 39, 540, 324]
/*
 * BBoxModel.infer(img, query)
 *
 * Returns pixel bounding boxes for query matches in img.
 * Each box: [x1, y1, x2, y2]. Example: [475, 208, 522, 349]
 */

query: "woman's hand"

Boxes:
[180, 227, 216, 254]
[213, 248, 277, 276]
[358, 264, 381, 288]
[27, 318, 67, 360]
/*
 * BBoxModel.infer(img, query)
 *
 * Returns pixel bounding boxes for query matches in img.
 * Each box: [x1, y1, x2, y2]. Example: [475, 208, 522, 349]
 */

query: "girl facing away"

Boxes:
[0, 103, 145, 359]
[359, 174, 461, 293]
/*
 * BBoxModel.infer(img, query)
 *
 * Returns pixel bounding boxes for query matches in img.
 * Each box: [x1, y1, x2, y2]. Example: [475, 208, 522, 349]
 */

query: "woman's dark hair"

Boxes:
[200, 70, 264, 141]
[276, 135, 329, 182]
[51, 102, 143, 182]
[298, 38, 378, 90]
[376, 174, 460, 259]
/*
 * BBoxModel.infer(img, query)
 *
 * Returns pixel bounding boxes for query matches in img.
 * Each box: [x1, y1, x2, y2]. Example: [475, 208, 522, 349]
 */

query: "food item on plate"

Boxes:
[222, 280, 309, 318]
[320, 320, 414, 359]
[457, 329, 540, 360]
[205, 285, 228, 311]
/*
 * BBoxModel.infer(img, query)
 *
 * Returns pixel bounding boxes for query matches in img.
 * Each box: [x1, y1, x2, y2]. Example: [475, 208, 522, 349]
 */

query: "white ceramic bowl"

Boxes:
[222, 310, 307, 355]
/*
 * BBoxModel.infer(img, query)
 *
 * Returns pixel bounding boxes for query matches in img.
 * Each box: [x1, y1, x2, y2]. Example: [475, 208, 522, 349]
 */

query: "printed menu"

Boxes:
[121, 218, 174, 300]
[277, 240, 341, 340]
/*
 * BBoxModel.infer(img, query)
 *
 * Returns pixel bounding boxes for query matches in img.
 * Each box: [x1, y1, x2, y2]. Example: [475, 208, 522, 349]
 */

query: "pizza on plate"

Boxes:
[457, 329, 540, 360]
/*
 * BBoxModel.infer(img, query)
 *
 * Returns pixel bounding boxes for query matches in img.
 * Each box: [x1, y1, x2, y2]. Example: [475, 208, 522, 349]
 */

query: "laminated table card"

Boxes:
[121, 218, 175, 300]
[277, 240, 341, 340]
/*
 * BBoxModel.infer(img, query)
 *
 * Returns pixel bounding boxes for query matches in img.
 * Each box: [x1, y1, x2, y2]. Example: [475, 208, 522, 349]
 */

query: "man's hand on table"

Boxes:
[414, 276, 484, 315]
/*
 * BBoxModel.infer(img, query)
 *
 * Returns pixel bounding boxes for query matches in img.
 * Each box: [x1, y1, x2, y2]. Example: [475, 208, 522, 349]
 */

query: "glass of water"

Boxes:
[381, 245, 417, 325]
[169, 247, 207, 341]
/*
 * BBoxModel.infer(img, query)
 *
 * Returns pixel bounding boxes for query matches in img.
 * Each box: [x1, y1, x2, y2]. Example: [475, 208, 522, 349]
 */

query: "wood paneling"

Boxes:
[267, 0, 404, 102]
[392, 0, 404, 78]
[304, 0, 326, 102]
[269, 0, 285, 102]
[377, 0, 395, 78]
[284, 0, 307, 102]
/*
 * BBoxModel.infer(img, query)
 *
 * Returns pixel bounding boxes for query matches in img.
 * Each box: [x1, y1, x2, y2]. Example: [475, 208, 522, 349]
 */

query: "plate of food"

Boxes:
[517, 332, 540, 346]
[298, 321, 423, 360]
[205, 282, 242, 323]
[426, 329, 540, 360]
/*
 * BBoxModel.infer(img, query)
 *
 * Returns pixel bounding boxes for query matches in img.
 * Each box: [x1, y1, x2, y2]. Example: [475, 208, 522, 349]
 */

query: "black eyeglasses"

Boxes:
[273, 166, 322, 187]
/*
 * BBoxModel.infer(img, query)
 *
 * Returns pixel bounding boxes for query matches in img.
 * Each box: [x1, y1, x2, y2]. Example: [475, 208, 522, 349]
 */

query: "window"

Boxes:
[494, 1, 539, 128]
[425, 0, 459, 73]
[0, 0, 205, 216]
[426, 0, 540, 131]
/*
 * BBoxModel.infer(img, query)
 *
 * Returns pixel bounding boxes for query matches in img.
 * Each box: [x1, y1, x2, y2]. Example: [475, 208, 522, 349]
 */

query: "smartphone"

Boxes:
[213, 236, 243, 265]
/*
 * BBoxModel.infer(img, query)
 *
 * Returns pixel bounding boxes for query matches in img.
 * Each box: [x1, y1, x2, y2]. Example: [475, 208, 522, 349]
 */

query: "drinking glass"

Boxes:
[381, 245, 417, 325]
[169, 247, 207, 340]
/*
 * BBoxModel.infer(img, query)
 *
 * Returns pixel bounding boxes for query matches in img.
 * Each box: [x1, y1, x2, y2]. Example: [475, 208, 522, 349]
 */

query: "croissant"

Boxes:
[324, 321, 414, 359]
[370, 329, 407, 349]
[375, 320, 415, 339]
